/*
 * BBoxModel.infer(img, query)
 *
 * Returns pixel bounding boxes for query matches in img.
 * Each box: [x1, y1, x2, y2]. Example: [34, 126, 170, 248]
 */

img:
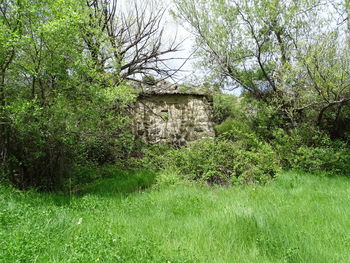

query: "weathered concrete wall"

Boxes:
[134, 94, 215, 145]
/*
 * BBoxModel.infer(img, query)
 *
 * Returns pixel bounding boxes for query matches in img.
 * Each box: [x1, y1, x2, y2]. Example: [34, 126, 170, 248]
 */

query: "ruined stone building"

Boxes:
[132, 80, 215, 145]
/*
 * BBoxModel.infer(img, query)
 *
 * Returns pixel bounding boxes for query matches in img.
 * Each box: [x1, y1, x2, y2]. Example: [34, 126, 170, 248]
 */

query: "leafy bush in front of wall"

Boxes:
[159, 138, 281, 185]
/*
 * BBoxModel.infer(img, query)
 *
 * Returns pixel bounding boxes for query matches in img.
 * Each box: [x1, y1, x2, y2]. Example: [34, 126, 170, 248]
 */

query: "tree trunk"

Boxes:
[346, 0, 350, 44]
[0, 50, 15, 168]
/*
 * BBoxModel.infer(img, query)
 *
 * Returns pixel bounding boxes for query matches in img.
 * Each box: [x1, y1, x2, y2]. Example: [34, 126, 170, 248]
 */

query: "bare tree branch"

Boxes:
[82, 0, 183, 82]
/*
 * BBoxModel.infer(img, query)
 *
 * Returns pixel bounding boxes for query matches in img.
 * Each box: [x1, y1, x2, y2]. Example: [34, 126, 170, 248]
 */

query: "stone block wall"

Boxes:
[134, 94, 215, 145]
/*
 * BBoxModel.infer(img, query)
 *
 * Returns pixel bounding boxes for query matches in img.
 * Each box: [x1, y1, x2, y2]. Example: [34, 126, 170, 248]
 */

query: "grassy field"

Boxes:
[1, 170, 350, 263]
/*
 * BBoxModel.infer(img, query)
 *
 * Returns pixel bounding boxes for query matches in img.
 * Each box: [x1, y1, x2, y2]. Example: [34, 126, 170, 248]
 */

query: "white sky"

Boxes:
[117, 0, 348, 92]
[118, 0, 199, 84]
[157, 0, 199, 83]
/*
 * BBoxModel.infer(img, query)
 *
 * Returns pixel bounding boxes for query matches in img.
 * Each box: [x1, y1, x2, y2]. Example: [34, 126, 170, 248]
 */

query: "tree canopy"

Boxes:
[0, 0, 181, 189]
[173, 0, 350, 135]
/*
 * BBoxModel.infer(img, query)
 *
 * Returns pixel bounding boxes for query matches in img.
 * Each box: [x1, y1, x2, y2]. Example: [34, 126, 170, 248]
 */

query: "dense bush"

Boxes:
[123, 91, 350, 185]
[2, 84, 136, 190]
[213, 94, 350, 176]
[157, 138, 281, 185]
[213, 94, 241, 123]
[291, 145, 350, 175]
[0, 0, 174, 191]
[2, 0, 349, 192]
[4, 101, 74, 190]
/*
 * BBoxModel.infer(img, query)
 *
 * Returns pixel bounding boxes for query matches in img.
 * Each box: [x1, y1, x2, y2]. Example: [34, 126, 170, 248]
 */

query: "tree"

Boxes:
[0, 0, 25, 169]
[173, 0, 326, 98]
[173, 0, 350, 136]
[83, 0, 182, 82]
[0, 0, 184, 189]
[293, 33, 350, 136]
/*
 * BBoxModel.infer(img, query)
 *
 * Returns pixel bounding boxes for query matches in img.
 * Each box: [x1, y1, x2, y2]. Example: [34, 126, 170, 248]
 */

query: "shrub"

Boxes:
[215, 117, 261, 149]
[231, 142, 282, 184]
[153, 170, 182, 189]
[213, 94, 350, 176]
[2, 84, 136, 191]
[270, 127, 350, 175]
[134, 144, 175, 170]
[4, 101, 74, 190]
[159, 138, 281, 185]
[291, 143, 350, 175]
[213, 94, 240, 123]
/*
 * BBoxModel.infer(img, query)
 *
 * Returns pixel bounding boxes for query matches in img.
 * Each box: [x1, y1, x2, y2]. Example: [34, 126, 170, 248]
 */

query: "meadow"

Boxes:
[1, 171, 350, 263]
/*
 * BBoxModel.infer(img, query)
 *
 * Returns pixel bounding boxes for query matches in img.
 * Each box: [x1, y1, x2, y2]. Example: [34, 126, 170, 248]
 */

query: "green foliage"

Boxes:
[0, 1, 137, 190]
[213, 94, 350, 176]
[215, 117, 256, 145]
[174, 0, 350, 141]
[5, 100, 74, 189]
[212, 93, 240, 123]
[159, 138, 280, 185]
[266, 126, 350, 175]
[214, 95, 284, 141]
[173, 0, 324, 95]
[153, 170, 182, 189]
[3, 83, 136, 190]
[1, 0, 349, 192]
[142, 75, 157, 85]
[78, 169, 156, 196]
[129, 143, 175, 170]
[290, 142, 350, 175]
[69, 165, 132, 190]
[1, 172, 350, 262]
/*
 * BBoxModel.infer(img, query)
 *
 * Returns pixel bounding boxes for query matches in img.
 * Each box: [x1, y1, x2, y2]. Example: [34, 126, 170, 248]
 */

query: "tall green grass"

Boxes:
[1, 171, 350, 262]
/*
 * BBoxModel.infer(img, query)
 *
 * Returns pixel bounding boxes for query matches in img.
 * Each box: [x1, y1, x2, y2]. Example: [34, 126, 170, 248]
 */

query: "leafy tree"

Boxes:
[0, 0, 181, 189]
[292, 33, 350, 137]
[173, 0, 350, 137]
[173, 0, 323, 97]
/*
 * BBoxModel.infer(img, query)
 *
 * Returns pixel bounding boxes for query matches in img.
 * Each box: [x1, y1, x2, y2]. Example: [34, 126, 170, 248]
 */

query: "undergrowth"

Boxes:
[1, 170, 350, 262]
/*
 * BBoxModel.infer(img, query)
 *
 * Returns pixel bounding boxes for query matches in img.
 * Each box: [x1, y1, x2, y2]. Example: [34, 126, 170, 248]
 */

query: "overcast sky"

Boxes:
[118, 0, 198, 83]
[160, 1, 200, 83]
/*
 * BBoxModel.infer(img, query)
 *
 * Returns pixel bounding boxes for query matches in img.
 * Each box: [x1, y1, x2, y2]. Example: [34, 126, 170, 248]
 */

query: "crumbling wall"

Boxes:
[134, 94, 215, 145]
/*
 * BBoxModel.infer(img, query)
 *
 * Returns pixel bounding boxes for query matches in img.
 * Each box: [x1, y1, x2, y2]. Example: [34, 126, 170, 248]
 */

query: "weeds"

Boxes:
[1, 171, 350, 262]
